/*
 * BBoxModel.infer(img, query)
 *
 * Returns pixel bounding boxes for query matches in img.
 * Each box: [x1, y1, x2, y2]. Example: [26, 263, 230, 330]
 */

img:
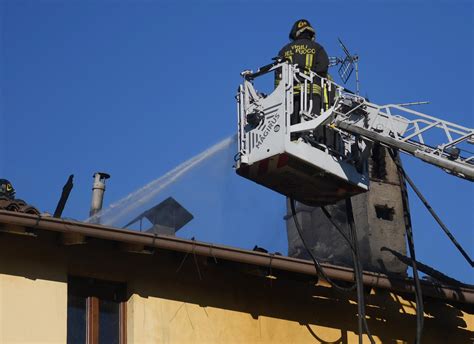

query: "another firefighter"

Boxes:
[0, 179, 16, 200]
[276, 19, 329, 125]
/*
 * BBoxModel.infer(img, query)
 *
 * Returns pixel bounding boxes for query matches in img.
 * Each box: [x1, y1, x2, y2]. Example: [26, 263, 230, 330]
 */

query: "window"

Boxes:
[374, 204, 395, 221]
[67, 276, 127, 344]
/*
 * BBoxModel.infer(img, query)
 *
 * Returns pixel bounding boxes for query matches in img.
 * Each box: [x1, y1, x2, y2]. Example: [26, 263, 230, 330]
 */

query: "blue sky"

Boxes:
[1, 0, 472, 283]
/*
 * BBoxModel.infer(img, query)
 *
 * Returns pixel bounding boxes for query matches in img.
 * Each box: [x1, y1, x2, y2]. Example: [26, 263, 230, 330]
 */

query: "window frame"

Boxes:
[68, 276, 127, 344]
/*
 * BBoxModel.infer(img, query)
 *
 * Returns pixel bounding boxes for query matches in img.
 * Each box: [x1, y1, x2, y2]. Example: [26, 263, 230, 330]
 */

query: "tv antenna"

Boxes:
[329, 38, 360, 95]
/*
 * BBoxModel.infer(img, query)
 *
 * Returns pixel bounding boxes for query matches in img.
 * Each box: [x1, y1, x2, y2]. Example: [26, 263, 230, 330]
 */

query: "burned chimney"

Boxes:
[285, 145, 409, 276]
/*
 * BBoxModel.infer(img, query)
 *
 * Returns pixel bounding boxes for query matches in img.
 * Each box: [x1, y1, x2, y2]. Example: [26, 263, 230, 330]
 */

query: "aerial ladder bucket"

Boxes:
[235, 62, 370, 206]
[235, 61, 474, 206]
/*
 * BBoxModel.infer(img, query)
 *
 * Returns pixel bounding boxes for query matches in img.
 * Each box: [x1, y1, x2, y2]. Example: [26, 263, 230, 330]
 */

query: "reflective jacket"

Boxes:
[275, 38, 329, 94]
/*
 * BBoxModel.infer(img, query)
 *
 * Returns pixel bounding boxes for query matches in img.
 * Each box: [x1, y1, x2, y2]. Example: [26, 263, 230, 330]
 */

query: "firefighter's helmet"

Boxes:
[289, 19, 315, 41]
[0, 179, 15, 200]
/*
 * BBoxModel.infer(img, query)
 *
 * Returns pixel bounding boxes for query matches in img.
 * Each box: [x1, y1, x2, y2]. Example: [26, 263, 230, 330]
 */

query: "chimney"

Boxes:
[285, 145, 410, 276]
[89, 172, 110, 222]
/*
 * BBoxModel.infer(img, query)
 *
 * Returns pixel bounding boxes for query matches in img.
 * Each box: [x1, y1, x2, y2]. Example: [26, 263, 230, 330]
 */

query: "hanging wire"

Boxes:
[388, 149, 424, 343]
[388, 149, 473, 267]
[290, 199, 356, 293]
[290, 198, 376, 343]
[290, 198, 375, 344]
[344, 198, 376, 344]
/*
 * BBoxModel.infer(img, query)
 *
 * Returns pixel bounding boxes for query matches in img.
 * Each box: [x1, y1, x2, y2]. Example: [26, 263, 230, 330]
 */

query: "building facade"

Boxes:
[0, 211, 472, 343]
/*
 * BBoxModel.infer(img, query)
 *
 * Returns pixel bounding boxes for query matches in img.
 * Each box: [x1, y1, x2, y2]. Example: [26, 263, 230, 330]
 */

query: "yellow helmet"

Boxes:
[289, 19, 315, 40]
[0, 179, 15, 200]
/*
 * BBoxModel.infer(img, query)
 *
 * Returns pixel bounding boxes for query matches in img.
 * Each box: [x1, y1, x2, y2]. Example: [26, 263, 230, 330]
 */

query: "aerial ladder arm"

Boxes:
[330, 95, 474, 181]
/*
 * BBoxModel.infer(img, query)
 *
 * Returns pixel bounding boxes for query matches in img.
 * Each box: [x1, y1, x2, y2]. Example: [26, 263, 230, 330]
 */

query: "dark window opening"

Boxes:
[67, 294, 86, 344]
[371, 143, 387, 180]
[99, 299, 120, 343]
[375, 205, 395, 221]
[67, 276, 127, 344]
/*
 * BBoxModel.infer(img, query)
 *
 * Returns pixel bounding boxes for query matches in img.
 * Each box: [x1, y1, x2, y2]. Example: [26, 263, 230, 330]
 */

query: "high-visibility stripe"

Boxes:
[294, 84, 321, 90]
[293, 84, 321, 95]
[324, 84, 329, 110]
[305, 53, 314, 71]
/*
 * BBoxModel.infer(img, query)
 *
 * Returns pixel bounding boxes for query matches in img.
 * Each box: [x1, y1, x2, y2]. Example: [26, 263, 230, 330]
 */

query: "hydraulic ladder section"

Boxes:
[330, 96, 474, 181]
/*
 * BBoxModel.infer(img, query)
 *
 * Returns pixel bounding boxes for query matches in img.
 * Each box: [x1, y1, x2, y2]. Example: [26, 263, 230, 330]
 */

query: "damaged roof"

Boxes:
[0, 209, 472, 304]
[0, 199, 40, 215]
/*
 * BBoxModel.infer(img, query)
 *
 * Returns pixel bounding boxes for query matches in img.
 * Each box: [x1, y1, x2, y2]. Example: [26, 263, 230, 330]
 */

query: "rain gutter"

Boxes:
[0, 210, 472, 304]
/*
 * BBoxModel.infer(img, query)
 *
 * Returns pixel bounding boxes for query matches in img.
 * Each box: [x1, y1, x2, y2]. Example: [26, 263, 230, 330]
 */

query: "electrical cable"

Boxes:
[321, 205, 367, 342]
[345, 198, 376, 344]
[320, 206, 355, 251]
[389, 150, 473, 267]
[388, 149, 424, 344]
[322, 203, 376, 343]
[291, 198, 375, 343]
[290, 199, 356, 293]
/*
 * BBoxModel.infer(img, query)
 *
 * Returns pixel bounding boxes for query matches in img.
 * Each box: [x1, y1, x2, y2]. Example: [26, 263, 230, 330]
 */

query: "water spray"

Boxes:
[87, 135, 235, 226]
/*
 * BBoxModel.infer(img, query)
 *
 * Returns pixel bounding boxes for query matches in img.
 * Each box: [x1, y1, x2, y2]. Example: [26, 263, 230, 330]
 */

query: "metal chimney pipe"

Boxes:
[89, 172, 110, 221]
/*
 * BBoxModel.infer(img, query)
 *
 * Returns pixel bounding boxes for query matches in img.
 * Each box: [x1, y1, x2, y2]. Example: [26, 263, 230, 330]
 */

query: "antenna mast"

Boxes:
[329, 38, 360, 95]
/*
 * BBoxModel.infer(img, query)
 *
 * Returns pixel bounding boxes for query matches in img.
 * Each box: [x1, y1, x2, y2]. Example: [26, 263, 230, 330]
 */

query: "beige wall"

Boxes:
[0, 274, 67, 344]
[0, 234, 67, 344]
[126, 287, 474, 344]
[127, 294, 370, 344]
[0, 227, 472, 344]
[124, 251, 474, 343]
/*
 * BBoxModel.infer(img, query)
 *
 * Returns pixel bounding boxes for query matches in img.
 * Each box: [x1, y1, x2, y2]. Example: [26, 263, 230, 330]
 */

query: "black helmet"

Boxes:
[0, 179, 15, 200]
[289, 19, 315, 41]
